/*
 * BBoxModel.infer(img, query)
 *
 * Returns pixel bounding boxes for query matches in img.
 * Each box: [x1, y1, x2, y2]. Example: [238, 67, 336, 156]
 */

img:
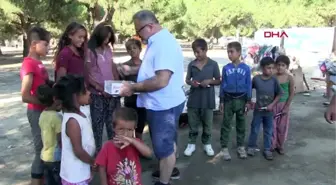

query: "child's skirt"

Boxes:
[61, 179, 90, 185]
[272, 102, 290, 150]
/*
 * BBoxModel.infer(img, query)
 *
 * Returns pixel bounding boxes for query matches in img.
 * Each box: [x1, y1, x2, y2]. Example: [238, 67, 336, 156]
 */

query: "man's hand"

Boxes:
[219, 103, 224, 113]
[113, 135, 134, 149]
[119, 81, 134, 97]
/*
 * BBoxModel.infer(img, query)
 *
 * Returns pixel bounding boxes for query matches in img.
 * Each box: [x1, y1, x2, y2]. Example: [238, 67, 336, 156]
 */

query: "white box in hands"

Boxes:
[104, 80, 139, 96]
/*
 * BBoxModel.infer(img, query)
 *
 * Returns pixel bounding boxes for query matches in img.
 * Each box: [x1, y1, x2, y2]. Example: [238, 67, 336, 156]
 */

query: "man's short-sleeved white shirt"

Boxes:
[137, 29, 186, 111]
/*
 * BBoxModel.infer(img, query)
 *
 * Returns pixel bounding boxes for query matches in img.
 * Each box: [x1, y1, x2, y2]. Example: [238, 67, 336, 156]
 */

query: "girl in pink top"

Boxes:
[53, 22, 88, 81]
[87, 23, 120, 153]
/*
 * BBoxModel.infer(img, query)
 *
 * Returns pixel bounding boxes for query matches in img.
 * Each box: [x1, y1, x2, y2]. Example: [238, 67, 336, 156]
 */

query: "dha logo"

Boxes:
[264, 31, 288, 38]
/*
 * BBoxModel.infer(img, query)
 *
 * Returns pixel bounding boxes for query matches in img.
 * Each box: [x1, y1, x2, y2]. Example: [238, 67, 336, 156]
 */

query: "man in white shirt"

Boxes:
[120, 10, 185, 185]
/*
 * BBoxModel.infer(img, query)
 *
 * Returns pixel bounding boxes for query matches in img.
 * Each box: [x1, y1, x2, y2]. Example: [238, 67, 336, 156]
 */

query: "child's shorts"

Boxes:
[61, 178, 90, 185]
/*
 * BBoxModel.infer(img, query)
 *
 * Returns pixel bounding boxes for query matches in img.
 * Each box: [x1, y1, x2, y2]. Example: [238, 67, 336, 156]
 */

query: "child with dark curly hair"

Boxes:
[37, 82, 62, 185]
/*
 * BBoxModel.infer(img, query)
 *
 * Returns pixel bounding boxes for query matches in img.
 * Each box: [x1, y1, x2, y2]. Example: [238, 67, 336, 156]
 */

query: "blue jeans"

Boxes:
[146, 102, 185, 159]
[248, 111, 273, 151]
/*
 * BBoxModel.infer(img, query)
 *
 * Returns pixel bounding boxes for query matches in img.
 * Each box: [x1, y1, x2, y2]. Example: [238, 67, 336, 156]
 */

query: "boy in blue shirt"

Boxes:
[219, 41, 252, 160]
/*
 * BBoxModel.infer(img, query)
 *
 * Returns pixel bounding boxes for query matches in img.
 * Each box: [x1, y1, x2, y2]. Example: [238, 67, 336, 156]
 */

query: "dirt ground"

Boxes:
[0, 49, 335, 185]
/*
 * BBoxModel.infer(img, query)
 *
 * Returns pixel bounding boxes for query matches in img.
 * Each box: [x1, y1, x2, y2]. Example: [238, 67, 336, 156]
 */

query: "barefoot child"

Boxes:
[272, 55, 294, 154]
[54, 75, 96, 185]
[95, 107, 152, 185]
[36, 82, 62, 185]
[20, 26, 50, 185]
[183, 38, 221, 157]
[119, 39, 147, 140]
[247, 57, 283, 160]
[219, 41, 252, 160]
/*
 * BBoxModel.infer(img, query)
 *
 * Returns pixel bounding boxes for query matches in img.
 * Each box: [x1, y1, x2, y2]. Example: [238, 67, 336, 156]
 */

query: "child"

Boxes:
[247, 57, 283, 160]
[272, 55, 294, 154]
[53, 22, 91, 123]
[219, 41, 252, 160]
[87, 23, 120, 153]
[36, 82, 62, 185]
[183, 38, 221, 157]
[53, 75, 96, 185]
[20, 26, 50, 185]
[119, 38, 147, 140]
[95, 107, 152, 185]
[53, 22, 87, 81]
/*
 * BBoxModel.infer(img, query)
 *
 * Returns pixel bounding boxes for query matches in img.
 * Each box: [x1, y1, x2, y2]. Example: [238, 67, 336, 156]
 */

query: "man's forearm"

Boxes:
[132, 76, 166, 92]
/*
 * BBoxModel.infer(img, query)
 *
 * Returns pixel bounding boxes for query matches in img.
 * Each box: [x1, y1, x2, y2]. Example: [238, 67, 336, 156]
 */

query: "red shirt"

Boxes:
[96, 140, 142, 185]
[20, 57, 49, 111]
[55, 47, 85, 80]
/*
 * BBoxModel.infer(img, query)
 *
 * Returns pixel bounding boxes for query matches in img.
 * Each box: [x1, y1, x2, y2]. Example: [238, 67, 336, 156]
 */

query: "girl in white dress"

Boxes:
[54, 75, 96, 185]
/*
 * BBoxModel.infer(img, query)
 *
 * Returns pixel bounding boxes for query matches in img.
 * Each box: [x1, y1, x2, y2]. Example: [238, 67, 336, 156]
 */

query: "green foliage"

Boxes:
[0, 0, 335, 46]
[0, 0, 86, 36]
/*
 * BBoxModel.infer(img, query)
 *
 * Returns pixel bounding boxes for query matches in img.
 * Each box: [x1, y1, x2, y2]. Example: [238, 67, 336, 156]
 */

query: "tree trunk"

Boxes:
[94, 4, 115, 27]
[236, 28, 241, 42]
[23, 33, 29, 57]
[86, 3, 116, 31]
[12, 12, 30, 57]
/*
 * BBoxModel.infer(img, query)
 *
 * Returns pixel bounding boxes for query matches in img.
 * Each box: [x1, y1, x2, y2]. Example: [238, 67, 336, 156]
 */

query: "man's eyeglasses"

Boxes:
[136, 23, 151, 33]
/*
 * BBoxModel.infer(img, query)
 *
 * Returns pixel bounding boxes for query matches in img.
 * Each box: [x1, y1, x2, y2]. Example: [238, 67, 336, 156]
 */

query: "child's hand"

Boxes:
[191, 81, 200, 88]
[116, 64, 129, 76]
[266, 104, 274, 111]
[282, 105, 289, 114]
[98, 90, 112, 98]
[250, 102, 256, 110]
[121, 65, 131, 75]
[91, 163, 98, 171]
[113, 135, 133, 149]
[102, 92, 112, 98]
[219, 103, 224, 113]
[244, 103, 251, 115]
[200, 80, 211, 87]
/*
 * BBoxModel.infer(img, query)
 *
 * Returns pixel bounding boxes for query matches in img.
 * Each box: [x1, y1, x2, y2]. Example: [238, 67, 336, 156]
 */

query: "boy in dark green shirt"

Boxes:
[184, 38, 221, 157]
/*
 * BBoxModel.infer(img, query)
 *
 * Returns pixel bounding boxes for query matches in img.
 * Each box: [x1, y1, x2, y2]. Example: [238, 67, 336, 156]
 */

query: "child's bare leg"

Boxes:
[31, 179, 43, 185]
